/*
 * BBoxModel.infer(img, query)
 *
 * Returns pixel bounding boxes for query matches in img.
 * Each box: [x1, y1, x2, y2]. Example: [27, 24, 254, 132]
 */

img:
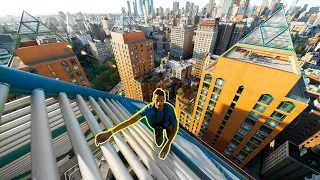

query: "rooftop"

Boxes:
[224, 45, 296, 73]
[223, 8, 301, 74]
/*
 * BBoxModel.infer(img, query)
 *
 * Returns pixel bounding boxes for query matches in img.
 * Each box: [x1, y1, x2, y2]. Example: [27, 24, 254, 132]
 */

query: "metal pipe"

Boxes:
[93, 97, 166, 180]
[112, 100, 196, 180]
[101, 99, 181, 180]
[31, 89, 59, 180]
[75, 95, 133, 180]
[0, 82, 9, 119]
[1, 99, 60, 126]
[58, 92, 103, 180]
[0, 98, 59, 125]
[3, 95, 30, 114]
[0, 107, 80, 146]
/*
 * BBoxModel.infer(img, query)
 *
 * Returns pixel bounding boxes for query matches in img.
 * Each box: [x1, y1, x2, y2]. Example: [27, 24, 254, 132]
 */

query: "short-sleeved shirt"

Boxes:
[139, 102, 177, 128]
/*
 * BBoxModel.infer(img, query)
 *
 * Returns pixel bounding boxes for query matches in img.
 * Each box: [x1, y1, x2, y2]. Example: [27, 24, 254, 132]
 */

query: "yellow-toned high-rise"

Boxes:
[186, 8, 309, 167]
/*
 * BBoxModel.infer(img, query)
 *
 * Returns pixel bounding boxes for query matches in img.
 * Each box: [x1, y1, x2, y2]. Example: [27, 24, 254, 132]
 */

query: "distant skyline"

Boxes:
[0, 0, 319, 17]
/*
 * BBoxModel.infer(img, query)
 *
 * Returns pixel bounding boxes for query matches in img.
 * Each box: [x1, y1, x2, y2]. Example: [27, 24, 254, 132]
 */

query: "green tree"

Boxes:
[155, 57, 161, 67]
[110, 72, 120, 82]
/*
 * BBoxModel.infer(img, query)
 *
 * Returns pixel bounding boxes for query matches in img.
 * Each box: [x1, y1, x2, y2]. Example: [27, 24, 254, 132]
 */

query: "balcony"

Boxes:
[0, 66, 253, 180]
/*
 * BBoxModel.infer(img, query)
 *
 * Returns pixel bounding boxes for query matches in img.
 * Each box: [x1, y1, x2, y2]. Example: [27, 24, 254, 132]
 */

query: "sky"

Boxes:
[0, 0, 318, 17]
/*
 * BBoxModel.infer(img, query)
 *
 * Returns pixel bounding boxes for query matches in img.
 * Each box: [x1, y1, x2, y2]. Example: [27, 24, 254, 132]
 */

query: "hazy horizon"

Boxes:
[0, 0, 319, 17]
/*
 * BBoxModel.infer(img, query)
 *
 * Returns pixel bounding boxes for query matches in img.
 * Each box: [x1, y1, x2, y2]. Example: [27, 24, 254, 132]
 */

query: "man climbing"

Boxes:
[95, 88, 179, 160]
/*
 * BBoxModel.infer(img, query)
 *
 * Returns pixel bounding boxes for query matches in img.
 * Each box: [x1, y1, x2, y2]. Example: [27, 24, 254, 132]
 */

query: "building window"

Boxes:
[233, 95, 240, 102]
[255, 131, 267, 140]
[277, 101, 296, 113]
[71, 78, 78, 84]
[224, 150, 231, 156]
[207, 105, 214, 111]
[271, 111, 287, 121]
[231, 139, 240, 146]
[260, 125, 273, 135]
[237, 86, 244, 94]
[47, 65, 54, 71]
[211, 94, 219, 101]
[201, 89, 208, 96]
[204, 74, 212, 83]
[243, 146, 253, 154]
[241, 124, 252, 132]
[239, 150, 248, 157]
[61, 61, 68, 67]
[29, 68, 38, 74]
[213, 87, 221, 94]
[233, 158, 241, 165]
[215, 78, 224, 87]
[73, 65, 79, 72]
[68, 73, 74, 79]
[246, 142, 257, 150]
[265, 119, 280, 128]
[236, 154, 245, 161]
[70, 59, 77, 65]
[230, 102, 236, 109]
[51, 71, 57, 77]
[234, 134, 244, 142]
[237, 129, 248, 137]
[203, 83, 210, 90]
[250, 137, 262, 145]
[229, 142, 237, 149]
[253, 104, 267, 113]
[209, 100, 216, 107]
[244, 118, 256, 126]
[258, 94, 274, 105]
[248, 111, 261, 120]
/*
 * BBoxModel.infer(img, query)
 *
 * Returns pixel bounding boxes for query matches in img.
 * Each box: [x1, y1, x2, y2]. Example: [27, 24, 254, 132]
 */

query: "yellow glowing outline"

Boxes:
[94, 88, 179, 160]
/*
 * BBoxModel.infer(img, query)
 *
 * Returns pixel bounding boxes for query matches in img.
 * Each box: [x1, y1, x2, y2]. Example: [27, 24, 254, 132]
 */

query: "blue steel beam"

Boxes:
[0, 66, 139, 103]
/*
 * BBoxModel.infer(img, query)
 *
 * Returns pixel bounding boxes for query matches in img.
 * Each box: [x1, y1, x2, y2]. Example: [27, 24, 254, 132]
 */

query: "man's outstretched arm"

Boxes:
[95, 113, 142, 146]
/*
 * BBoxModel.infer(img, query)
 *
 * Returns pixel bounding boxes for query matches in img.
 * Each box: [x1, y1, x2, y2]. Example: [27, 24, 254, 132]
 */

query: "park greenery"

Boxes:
[155, 57, 161, 67]
[84, 58, 120, 91]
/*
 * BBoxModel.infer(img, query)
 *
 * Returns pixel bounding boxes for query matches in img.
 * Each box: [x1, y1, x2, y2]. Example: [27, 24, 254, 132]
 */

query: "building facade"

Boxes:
[215, 22, 234, 55]
[193, 19, 219, 58]
[276, 109, 320, 148]
[227, 23, 246, 49]
[13, 42, 90, 87]
[192, 55, 215, 78]
[170, 25, 194, 59]
[186, 9, 309, 167]
[111, 30, 167, 102]
[261, 141, 320, 180]
[88, 39, 108, 62]
[167, 60, 192, 80]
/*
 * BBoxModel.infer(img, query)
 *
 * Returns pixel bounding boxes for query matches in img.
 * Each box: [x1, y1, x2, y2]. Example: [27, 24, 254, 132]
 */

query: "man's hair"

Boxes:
[154, 89, 165, 97]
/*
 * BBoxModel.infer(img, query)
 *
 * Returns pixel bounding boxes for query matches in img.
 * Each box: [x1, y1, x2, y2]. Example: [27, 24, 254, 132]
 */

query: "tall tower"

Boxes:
[133, 0, 138, 17]
[187, 8, 309, 167]
[227, 23, 246, 49]
[127, 1, 132, 16]
[216, 0, 233, 17]
[111, 11, 165, 102]
[208, 0, 215, 15]
[173, 2, 180, 11]
[185, 1, 190, 15]
[193, 19, 219, 58]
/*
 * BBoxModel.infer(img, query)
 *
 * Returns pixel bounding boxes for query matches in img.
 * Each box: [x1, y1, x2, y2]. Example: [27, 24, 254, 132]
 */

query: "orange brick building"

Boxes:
[12, 42, 90, 87]
[111, 30, 166, 102]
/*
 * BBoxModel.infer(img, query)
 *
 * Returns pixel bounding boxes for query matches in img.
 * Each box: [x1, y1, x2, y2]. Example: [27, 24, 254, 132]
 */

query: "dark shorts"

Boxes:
[152, 124, 169, 136]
